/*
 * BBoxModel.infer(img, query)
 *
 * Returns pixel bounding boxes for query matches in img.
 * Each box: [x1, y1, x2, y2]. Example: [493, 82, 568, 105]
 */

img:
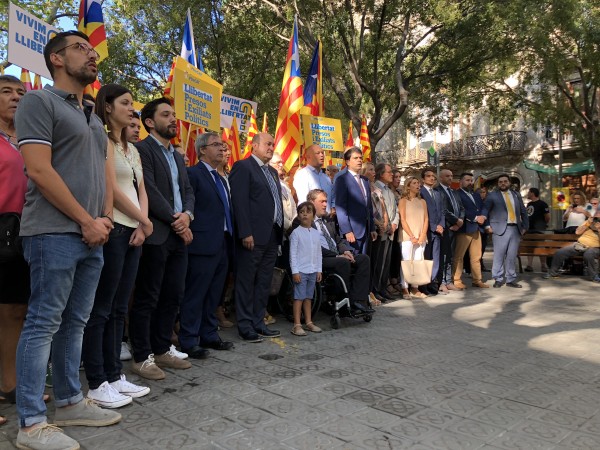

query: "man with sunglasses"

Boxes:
[14, 31, 120, 449]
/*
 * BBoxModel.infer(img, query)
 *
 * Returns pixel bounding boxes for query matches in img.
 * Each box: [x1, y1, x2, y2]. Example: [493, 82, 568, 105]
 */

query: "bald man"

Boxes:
[293, 144, 333, 211]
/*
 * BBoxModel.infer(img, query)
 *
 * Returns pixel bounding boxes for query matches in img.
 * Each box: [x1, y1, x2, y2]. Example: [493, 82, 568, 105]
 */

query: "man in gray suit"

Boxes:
[482, 174, 528, 288]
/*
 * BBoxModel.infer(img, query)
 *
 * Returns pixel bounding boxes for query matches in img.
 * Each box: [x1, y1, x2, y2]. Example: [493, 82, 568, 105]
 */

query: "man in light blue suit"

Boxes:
[482, 174, 529, 288]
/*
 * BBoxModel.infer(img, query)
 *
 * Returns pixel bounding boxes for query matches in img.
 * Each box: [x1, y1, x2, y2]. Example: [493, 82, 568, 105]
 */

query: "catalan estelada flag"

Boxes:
[274, 17, 304, 172]
[262, 113, 268, 132]
[243, 108, 258, 158]
[346, 121, 354, 148]
[33, 74, 42, 90]
[78, 0, 108, 63]
[303, 39, 323, 116]
[20, 68, 33, 91]
[360, 115, 371, 161]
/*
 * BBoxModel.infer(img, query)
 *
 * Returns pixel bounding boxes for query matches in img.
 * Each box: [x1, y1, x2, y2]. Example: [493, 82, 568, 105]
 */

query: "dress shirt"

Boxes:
[348, 169, 367, 203]
[150, 134, 182, 213]
[315, 217, 337, 252]
[252, 154, 278, 224]
[501, 190, 517, 224]
[289, 226, 323, 274]
[293, 165, 333, 211]
[201, 161, 230, 232]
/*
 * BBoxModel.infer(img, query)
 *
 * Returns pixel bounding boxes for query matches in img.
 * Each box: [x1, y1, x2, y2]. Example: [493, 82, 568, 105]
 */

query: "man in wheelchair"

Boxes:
[306, 189, 374, 314]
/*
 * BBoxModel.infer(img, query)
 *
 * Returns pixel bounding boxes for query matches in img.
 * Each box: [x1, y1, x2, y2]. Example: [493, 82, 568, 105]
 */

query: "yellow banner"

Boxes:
[552, 188, 570, 210]
[173, 57, 222, 131]
[301, 115, 343, 152]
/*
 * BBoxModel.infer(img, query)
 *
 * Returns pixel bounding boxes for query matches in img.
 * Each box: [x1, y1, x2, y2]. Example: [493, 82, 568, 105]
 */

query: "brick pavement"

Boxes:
[1, 269, 600, 449]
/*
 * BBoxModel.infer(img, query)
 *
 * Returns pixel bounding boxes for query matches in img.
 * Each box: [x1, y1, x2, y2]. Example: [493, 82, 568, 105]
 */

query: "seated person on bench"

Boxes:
[302, 189, 373, 312]
[543, 210, 600, 281]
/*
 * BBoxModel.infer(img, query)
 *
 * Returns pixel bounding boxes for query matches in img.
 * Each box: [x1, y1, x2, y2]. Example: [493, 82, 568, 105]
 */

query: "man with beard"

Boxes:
[14, 31, 120, 449]
[129, 98, 194, 379]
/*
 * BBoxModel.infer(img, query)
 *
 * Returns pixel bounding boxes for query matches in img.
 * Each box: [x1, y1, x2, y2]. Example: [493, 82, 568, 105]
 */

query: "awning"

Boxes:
[523, 159, 595, 175]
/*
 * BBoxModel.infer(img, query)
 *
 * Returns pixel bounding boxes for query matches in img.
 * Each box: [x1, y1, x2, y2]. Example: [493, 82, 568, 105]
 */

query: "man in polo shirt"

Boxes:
[293, 144, 333, 210]
[129, 98, 194, 380]
[15, 31, 120, 449]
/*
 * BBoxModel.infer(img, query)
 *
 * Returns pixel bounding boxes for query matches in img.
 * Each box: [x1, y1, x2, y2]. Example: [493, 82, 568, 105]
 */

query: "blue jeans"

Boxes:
[16, 234, 103, 427]
[82, 224, 141, 389]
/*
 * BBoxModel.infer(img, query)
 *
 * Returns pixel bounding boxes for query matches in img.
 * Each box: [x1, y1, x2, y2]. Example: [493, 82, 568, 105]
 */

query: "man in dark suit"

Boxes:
[179, 132, 234, 358]
[436, 169, 465, 293]
[420, 168, 445, 295]
[129, 98, 194, 380]
[482, 174, 529, 288]
[453, 173, 490, 290]
[229, 133, 283, 342]
[307, 189, 373, 312]
[333, 147, 377, 255]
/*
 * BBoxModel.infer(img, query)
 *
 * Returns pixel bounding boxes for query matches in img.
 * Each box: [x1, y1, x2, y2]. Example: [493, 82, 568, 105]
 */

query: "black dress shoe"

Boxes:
[493, 281, 503, 288]
[352, 302, 375, 313]
[255, 328, 281, 338]
[181, 345, 210, 359]
[239, 332, 263, 343]
[201, 340, 234, 350]
[373, 291, 390, 302]
[506, 281, 522, 288]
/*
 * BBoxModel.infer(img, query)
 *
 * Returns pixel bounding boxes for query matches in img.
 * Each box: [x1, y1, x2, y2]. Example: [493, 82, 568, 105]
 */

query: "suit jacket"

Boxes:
[186, 162, 232, 255]
[290, 216, 353, 258]
[135, 136, 194, 245]
[482, 189, 529, 236]
[436, 185, 465, 227]
[456, 188, 487, 234]
[333, 170, 374, 239]
[420, 186, 445, 232]
[229, 156, 283, 246]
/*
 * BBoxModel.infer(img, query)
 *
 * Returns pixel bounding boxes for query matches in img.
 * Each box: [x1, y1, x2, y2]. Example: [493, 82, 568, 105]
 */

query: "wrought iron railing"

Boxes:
[438, 131, 528, 160]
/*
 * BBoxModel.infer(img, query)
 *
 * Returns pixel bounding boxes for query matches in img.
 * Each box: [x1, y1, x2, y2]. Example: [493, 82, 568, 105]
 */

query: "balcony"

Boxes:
[438, 131, 528, 167]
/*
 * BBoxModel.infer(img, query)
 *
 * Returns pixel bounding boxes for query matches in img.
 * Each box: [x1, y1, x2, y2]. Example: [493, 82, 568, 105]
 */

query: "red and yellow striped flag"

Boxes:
[274, 17, 304, 172]
[346, 121, 354, 148]
[229, 117, 242, 166]
[33, 74, 42, 90]
[262, 113, 268, 132]
[78, 0, 108, 62]
[360, 115, 371, 161]
[84, 78, 102, 99]
[164, 60, 176, 99]
[243, 108, 258, 158]
[20, 68, 33, 91]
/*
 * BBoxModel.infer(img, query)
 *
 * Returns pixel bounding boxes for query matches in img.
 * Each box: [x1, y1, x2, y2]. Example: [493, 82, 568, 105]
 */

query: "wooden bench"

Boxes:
[517, 233, 579, 273]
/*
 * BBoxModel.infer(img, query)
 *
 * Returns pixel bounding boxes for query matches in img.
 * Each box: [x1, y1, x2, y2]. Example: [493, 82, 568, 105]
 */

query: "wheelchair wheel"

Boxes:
[330, 315, 340, 329]
[363, 314, 372, 323]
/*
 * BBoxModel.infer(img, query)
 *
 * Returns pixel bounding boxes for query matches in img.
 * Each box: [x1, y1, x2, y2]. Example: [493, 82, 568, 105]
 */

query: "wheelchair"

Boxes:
[274, 268, 373, 329]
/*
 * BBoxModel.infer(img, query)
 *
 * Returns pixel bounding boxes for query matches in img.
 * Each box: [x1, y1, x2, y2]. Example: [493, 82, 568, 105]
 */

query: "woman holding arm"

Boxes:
[399, 176, 429, 299]
[82, 84, 153, 408]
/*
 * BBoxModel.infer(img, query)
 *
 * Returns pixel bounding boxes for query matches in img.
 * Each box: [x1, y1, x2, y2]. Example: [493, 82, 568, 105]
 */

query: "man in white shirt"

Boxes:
[293, 144, 332, 210]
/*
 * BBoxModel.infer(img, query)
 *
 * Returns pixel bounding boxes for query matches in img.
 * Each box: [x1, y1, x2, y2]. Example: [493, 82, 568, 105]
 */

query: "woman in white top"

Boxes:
[82, 84, 153, 408]
[563, 190, 593, 233]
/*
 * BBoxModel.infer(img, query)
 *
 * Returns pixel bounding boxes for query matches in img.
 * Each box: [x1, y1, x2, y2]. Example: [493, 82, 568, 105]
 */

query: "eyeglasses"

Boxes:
[203, 142, 227, 149]
[54, 42, 100, 59]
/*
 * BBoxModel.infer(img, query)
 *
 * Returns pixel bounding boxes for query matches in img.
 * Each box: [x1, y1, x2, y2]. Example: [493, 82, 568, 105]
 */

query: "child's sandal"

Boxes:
[305, 322, 322, 333]
[291, 324, 307, 336]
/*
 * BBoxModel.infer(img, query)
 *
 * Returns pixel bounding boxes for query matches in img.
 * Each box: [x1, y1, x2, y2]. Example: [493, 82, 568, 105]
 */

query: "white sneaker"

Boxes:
[169, 344, 188, 359]
[120, 342, 132, 361]
[110, 374, 150, 398]
[87, 381, 132, 409]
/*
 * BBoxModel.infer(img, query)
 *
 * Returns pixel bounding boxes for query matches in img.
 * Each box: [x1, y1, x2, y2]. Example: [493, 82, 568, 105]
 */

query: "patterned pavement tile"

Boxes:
[446, 418, 505, 441]
[510, 419, 571, 444]
[150, 430, 210, 449]
[347, 406, 400, 429]
[286, 406, 341, 428]
[316, 417, 376, 441]
[529, 409, 587, 429]
[341, 389, 385, 406]
[319, 398, 367, 416]
[195, 417, 246, 439]
[346, 431, 414, 449]
[216, 430, 280, 450]
[126, 417, 185, 443]
[282, 429, 346, 450]
[470, 408, 528, 429]
[79, 429, 142, 449]
[410, 407, 463, 429]
[435, 398, 486, 417]
[254, 418, 310, 440]
[490, 431, 557, 450]
[420, 430, 486, 449]
[226, 407, 277, 429]
[373, 398, 424, 418]
[381, 418, 441, 441]
[558, 431, 600, 449]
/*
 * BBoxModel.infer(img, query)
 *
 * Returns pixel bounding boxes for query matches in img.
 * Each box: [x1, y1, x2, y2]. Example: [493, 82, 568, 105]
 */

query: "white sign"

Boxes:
[220, 94, 258, 133]
[8, 2, 60, 80]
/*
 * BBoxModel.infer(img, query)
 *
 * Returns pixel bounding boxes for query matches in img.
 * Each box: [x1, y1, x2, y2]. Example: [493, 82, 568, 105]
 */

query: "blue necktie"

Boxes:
[211, 170, 232, 233]
[262, 165, 283, 227]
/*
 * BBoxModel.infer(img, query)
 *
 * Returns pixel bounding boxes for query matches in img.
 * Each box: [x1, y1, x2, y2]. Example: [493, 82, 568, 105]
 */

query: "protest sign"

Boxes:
[301, 115, 343, 152]
[220, 94, 257, 133]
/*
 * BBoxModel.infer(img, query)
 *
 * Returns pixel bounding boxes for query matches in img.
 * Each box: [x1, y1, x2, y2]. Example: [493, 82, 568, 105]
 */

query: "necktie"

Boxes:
[211, 170, 233, 232]
[355, 175, 367, 202]
[262, 165, 283, 227]
[503, 191, 516, 223]
[317, 218, 337, 252]
[446, 187, 458, 213]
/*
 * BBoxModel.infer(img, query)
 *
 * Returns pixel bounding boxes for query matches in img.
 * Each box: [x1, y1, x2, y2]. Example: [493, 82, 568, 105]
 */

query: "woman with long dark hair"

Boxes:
[82, 84, 153, 408]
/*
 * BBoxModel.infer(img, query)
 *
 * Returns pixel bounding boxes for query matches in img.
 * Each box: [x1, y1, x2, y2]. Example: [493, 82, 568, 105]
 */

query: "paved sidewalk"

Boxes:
[1, 270, 600, 449]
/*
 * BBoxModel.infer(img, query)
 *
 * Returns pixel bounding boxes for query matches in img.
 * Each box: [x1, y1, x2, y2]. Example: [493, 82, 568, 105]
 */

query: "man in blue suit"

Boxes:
[229, 133, 283, 342]
[482, 174, 529, 288]
[333, 147, 376, 255]
[420, 168, 445, 295]
[453, 173, 490, 290]
[180, 132, 234, 358]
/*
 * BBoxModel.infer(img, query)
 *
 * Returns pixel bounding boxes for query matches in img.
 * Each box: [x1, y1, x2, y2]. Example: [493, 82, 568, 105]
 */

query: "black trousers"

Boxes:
[322, 253, 370, 303]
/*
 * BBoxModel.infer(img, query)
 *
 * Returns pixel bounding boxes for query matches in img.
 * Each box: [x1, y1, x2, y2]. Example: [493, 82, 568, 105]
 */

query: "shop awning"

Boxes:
[523, 159, 595, 175]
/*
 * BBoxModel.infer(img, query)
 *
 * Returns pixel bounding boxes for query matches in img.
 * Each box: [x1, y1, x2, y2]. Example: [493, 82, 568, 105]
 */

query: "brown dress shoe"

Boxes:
[446, 283, 460, 291]
[472, 281, 490, 288]
[453, 281, 467, 290]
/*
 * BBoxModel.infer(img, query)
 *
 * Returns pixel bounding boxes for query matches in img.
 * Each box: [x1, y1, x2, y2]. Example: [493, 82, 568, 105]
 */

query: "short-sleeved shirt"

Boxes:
[527, 199, 549, 231]
[15, 86, 107, 236]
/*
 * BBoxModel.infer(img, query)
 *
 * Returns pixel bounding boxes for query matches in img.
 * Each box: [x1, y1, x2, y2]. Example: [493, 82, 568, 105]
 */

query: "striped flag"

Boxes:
[360, 115, 371, 161]
[78, 0, 108, 62]
[303, 39, 324, 116]
[274, 17, 304, 172]
[33, 74, 42, 90]
[164, 60, 176, 98]
[346, 121, 354, 148]
[84, 78, 102, 99]
[229, 117, 242, 166]
[243, 108, 258, 158]
[262, 113, 268, 132]
[20, 68, 33, 91]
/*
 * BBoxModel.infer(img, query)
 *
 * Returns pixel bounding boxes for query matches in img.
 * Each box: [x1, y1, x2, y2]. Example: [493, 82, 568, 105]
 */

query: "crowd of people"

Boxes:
[1, 30, 600, 450]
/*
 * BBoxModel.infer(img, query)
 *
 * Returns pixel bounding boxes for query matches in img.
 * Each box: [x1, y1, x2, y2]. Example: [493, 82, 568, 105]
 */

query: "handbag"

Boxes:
[401, 245, 433, 286]
[0, 212, 22, 263]
[269, 267, 287, 296]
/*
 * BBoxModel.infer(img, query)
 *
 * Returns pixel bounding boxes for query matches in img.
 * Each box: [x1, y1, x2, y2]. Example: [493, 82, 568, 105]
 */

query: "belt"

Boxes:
[507, 223, 517, 226]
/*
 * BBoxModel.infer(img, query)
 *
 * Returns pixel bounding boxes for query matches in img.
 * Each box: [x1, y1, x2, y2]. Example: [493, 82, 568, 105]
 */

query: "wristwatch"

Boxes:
[184, 210, 194, 221]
